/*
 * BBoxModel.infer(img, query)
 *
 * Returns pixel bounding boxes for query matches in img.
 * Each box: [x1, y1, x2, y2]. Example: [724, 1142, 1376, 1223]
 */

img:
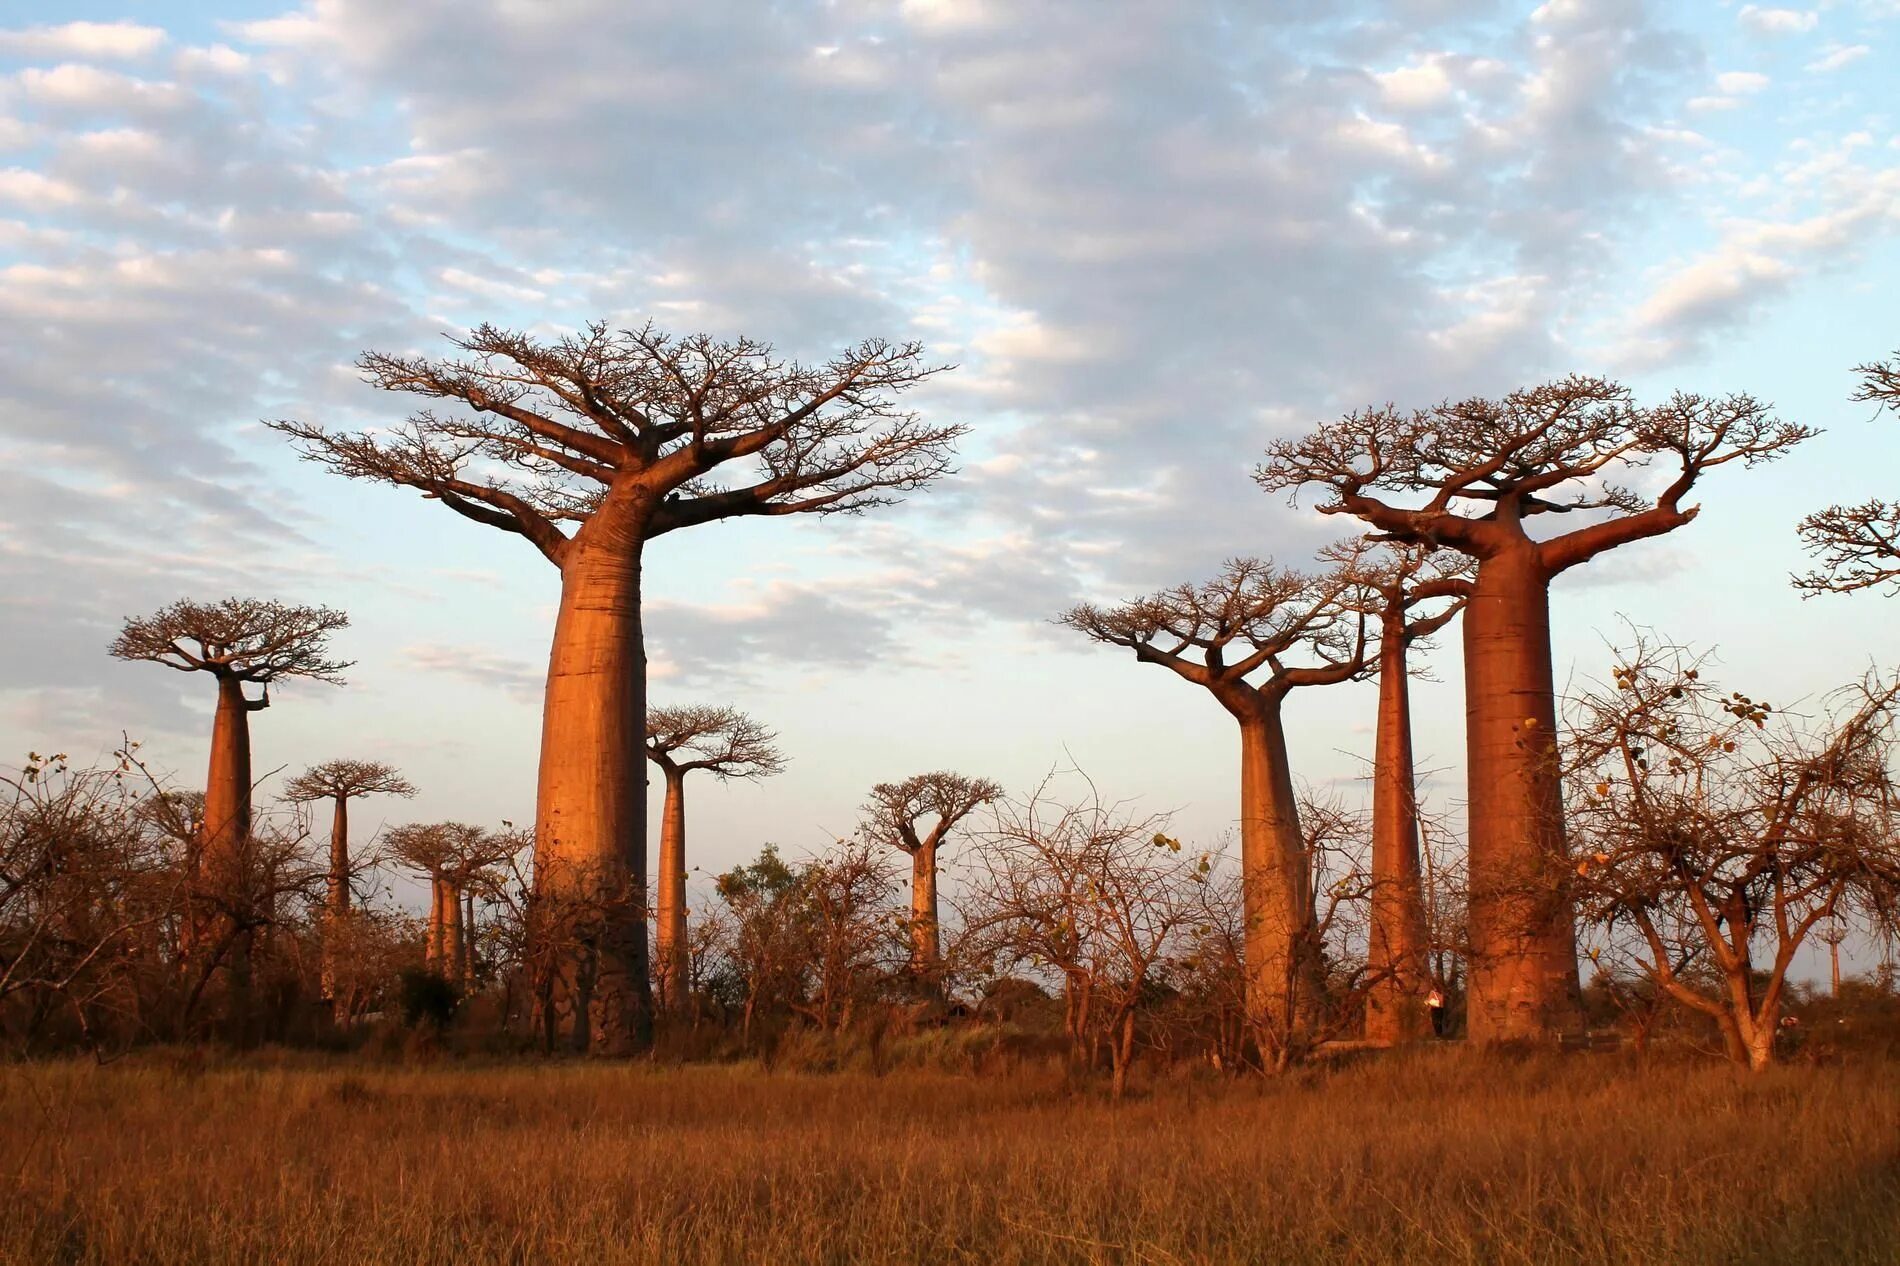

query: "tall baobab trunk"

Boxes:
[326, 796, 351, 916]
[426, 873, 447, 970]
[656, 767, 689, 1013]
[909, 840, 941, 972]
[203, 675, 257, 1027]
[1365, 613, 1432, 1044]
[462, 885, 476, 987]
[442, 880, 465, 986]
[534, 495, 653, 1054]
[1463, 546, 1582, 1041]
[1236, 697, 1319, 1037]
[322, 794, 349, 1014]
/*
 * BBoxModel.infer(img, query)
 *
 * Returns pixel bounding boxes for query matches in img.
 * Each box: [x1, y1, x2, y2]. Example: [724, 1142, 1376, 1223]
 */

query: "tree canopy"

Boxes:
[269, 323, 966, 567]
[109, 598, 351, 684]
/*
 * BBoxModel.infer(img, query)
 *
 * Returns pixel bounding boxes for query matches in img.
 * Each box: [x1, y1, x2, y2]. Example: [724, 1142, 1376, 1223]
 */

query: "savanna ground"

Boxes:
[4, 1045, 1897, 1265]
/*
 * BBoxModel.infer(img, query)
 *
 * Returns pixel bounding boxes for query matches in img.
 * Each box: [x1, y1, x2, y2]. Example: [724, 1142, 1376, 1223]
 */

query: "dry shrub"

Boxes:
[3, 1048, 1898, 1264]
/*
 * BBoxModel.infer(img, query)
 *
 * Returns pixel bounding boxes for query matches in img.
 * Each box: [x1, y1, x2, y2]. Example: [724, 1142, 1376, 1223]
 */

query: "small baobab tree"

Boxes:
[1059, 557, 1369, 1044]
[386, 823, 456, 976]
[645, 705, 785, 1013]
[387, 822, 512, 984]
[860, 771, 1001, 981]
[282, 759, 416, 1016]
[1797, 353, 1900, 595]
[1566, 641, 1900, 1070]
[1259, 378, 1813, 1041]
[108, 598, 350, 1012]
[271, 323, 962, 1053]
[1341, 542, 1472, 1044]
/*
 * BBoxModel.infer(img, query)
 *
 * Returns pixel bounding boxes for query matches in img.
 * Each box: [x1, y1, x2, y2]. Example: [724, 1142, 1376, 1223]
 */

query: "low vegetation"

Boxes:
[4, 1050, 1897, 1265]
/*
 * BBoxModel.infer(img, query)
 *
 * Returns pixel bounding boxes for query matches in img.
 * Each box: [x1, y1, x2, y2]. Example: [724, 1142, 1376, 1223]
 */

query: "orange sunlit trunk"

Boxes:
[656, 768, 688, 1013]
[1462, 547, 1582, 1041]
[1366, 613, 1431, 1044]
[533, 496, 653, 1054]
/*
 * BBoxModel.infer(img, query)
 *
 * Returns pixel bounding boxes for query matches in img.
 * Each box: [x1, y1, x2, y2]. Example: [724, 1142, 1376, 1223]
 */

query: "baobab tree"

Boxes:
[386, 823, 457, 976]
[1259, 378, 1813, 1041]
[108, 598, 349, 1015]
[860, 771, 1001, 978]
[1060, 557, 1369, 1048]
[1340, 542, 1472, 1044]
[282, 759, 416, 1015]
[388, 821, 517, 986]
[271, 323, 961, 1052]
[1797, 353, 1900, 594]
[645, 706, 785, 1012]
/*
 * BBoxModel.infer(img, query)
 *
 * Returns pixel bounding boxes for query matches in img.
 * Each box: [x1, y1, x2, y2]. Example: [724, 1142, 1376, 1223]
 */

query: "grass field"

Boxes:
[3, 1048, 1898, 1264]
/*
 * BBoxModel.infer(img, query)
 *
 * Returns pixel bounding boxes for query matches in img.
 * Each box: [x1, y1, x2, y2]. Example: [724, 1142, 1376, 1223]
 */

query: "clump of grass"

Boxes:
[2, 1049, 1896, 1264]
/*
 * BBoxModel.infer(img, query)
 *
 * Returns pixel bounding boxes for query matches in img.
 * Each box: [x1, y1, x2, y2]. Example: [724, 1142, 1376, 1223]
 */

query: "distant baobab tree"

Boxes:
[388, 821, 512, 985]
[860, 771, 1002, 978]
[1259, 377, 1814, 1042]
[109, 598, 350, 1018]
[283, 759, 416, 1016]
[1342, 542, 1472, 1045]
[1060, 557, 1369, 1052]
[270, 322, 962, 1052]
[1797, 353, 1900, 594]
[645, 706, 785, 1013]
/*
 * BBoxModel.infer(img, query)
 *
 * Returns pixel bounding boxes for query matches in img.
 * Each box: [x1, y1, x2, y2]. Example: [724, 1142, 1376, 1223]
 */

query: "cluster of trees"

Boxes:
[4, 325, 1898, 1082]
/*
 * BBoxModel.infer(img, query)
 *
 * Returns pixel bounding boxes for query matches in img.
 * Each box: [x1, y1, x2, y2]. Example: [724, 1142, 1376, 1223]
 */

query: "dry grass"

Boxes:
[3, 1048, 1897, 1264]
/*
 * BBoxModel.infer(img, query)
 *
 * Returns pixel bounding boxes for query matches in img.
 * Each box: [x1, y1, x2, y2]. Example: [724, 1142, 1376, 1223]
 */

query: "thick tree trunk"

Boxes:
[1365, 618, 1432, 1044]
[1462, 547, 1582, 1042]
[533, 496, 654, 1054]
[426, 874, 446, 971]
[1237, 702, 1320, 1039]
[321, 795, 349, 1014]
[202, 676, 254, 912]
[910, 840, 940, 974]
[202, 675, 256, 1035]
[327, 797, 350, 917]
[442, 880, 464, 986]
[656, 767, 689, 1013]
[462, 886, 476, 986]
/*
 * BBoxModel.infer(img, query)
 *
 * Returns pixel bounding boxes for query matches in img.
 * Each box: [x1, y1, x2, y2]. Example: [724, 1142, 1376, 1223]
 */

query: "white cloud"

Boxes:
[1806, 44, 1870, 72]
[1738, 6, 1820, 34]
[1375, 59, 1456, 110]
[1715, 71, 1771, 94]
[0, 21, 165, 61]
[0, 168, 81, 209]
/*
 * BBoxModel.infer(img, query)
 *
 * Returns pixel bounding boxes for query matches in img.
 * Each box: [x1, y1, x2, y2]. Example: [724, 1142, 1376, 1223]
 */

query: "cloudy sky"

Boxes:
[2, 1, 1897, 949]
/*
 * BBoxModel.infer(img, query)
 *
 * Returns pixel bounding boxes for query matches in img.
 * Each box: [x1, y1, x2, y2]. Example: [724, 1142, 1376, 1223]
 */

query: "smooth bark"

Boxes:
[656, 767, 689, 1013]
[462, 886, 476, 985]
[1365, 611, 1432, 1044]
[909, 841, 940, 971]
[442, 879, 464, 984]
[533, 494, 654, 1054]
[321, 795, 349, 1011]
[1235, 700, 1319, 1032]
[201, 676, 259, 1028]
[426, 873, 446, 970]
[1462, 547, 1582, 1041]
